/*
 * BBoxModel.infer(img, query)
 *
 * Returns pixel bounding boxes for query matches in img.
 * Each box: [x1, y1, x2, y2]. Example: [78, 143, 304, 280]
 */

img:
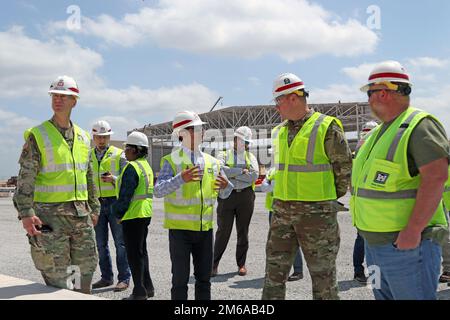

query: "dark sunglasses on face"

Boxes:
[367, 89, 398, 98]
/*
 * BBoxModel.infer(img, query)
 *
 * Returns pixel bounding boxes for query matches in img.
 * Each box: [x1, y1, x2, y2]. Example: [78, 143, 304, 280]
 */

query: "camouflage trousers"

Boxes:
[27, 214, 98, 293]
[262, 200, 340, 300]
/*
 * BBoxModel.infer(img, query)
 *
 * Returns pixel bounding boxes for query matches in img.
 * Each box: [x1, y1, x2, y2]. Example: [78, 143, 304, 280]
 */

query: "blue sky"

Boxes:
[1, 0, 450, 178]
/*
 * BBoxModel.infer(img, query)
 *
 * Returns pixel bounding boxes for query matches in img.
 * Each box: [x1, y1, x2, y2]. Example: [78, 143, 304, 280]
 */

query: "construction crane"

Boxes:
[209, 96, 223, 112]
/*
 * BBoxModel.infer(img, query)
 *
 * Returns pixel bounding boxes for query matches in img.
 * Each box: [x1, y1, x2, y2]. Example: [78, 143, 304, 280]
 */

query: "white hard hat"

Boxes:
[172, 110, 206, 134]
[362, 121, 378, 132]
[92, 120, 114, 136]
[360, 60, 412, 92]
[125, 131, 148, 148]
[48, 75, 80, 98]
[234, 126, 252, 143]
[273, 73, 305, 99]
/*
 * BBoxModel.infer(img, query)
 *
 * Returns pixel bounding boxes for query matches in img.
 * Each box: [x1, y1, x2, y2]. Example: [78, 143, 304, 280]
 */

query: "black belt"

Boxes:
[232, 186, 252, 193]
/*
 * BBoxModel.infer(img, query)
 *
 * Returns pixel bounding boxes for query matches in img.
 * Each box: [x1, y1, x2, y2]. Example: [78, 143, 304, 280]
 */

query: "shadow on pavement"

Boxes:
[229, 277, 264, 289]
[209, 272, 237, 283]
[0, 283, 59, 299]
[437, 288, 450, 300]
[92, 287, 117, 294]
[338, 279, 367, 292]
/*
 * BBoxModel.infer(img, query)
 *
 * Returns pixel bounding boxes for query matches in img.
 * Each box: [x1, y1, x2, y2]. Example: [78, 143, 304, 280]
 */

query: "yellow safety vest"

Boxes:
[161, 148, 220, 231]
[272, 112, 342, 201]
[116, 157, 153, 221]
[91, 146, 123, 198]
[351, 107, 447, 232]
[30, 121, 90, 203]
[24, 128, 32, 141]
[224, 149, 256, 190]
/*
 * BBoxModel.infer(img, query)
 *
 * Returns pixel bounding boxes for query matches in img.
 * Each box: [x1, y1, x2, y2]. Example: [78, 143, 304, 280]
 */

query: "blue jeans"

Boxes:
[353, 233, 365, 275]
[365, 239, 441, 300]
[94, 197, 131, 283]
[268, 211, 303, 273]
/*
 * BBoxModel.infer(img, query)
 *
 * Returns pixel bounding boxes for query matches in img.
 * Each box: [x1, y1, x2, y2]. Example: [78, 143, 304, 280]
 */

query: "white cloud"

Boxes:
[341, 63, 376, 84]
[407, 57, 449, 68]
[47, 15, 143, 47]
[0, 26, 104, 99]
[309, 84, 366, 104]
[248, 77, 261, 86]
[172, 61, 184, 69]
[47, 0, 378, 62]
[0, 107, 39, 178]
[413, 85, 450, 133]
[83, 83, 218, 117]
[0, 27, 218, 118]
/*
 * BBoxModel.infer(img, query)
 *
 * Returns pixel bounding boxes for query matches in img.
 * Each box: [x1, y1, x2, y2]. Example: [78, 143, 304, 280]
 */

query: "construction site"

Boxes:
[133, 101, 375, 174]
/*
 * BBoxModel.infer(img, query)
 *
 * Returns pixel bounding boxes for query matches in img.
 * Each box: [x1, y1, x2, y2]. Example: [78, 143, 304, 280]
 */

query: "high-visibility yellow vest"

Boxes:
[351, 107, 447, 232]
[116, 157, 153, 221]
[24, 128, 32, 141]
[90, 146, 123, 198]
[29, 120, 90, 203]
[224, 149, 256, 190]
[272, 112, 342, 201]
[442, 167, 450, 211]
[161, 148, 220, 231]
[265, 168, 276, 211]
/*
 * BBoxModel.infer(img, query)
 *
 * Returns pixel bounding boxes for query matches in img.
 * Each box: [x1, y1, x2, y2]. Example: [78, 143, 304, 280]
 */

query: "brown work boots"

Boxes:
[238, 266, 247, 276]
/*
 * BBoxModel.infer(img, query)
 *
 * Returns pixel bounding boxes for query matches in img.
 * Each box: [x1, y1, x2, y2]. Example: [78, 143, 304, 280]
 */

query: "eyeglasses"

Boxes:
[367, 89, 396, 98]
[275, 90, 307, 105]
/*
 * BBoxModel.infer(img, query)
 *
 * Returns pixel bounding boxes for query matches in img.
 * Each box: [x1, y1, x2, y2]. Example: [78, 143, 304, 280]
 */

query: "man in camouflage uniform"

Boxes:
[262, 73, 352, 300]
[14, 75, 99, 294]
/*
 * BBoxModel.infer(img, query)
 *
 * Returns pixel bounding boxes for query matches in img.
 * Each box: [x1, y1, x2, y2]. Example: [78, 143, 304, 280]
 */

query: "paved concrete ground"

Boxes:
[1, 193, 450, 300]
[0, 274, 104, 300]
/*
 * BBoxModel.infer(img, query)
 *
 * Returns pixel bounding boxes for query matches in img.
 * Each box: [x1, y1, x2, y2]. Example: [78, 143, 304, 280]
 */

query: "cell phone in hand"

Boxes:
[36, 224, 53, 233]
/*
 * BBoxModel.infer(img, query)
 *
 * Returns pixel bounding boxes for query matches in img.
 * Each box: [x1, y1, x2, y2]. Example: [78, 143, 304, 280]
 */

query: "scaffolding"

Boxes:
[134, 102, 376, 171]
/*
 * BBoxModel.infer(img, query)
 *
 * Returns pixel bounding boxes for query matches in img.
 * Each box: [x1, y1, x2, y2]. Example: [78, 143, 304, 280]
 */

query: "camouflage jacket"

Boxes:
[14, 117, 100, 219]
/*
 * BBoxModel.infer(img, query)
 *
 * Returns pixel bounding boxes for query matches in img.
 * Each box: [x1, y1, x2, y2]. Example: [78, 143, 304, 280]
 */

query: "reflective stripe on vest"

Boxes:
[276, 163, 331, 172]
[35, 184, 88, 193]
[161, 148, 220, 231]
[165, 213, 213, 222]
[351, 107, 447, 232]
[351, 187, 417, 199]
[30, 121, 90, 202]
[272, 112, 340, 201]
[117, 158, 153, 221]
